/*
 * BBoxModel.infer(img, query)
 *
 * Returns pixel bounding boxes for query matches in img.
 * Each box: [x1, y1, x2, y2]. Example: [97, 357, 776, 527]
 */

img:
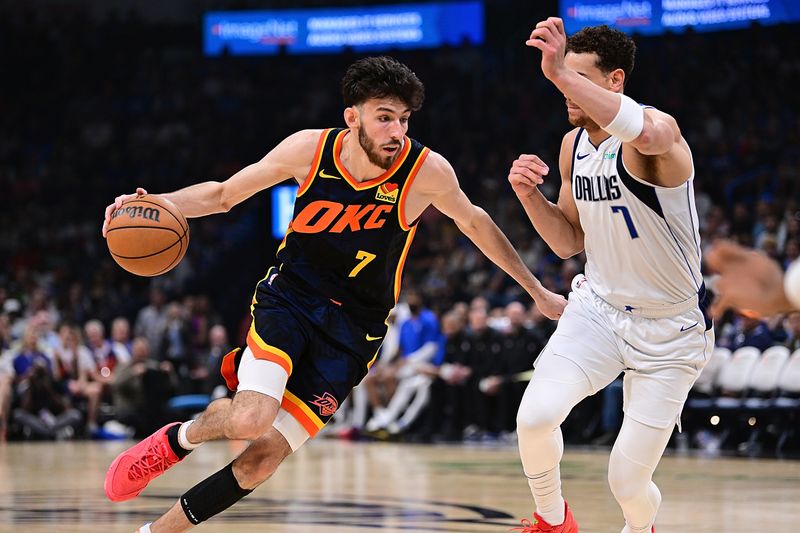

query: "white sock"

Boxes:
[622, 524, 652, 533]
[177, 420, 202, 450]
[526, 465, 565, 525]
[137, 523, 152, 533]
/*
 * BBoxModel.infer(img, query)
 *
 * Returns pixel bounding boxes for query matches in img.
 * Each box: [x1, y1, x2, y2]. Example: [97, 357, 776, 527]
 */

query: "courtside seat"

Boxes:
[714, 346, 760, 409]
[687, 347, 731, 409]
[743, 346, 790, 409]
[773, 349, 800, 409]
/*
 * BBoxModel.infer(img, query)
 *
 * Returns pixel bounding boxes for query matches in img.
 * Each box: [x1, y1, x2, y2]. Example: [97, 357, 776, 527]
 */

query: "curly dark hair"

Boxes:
[567, 25, 636, 84]
[341, 56, 425, 111]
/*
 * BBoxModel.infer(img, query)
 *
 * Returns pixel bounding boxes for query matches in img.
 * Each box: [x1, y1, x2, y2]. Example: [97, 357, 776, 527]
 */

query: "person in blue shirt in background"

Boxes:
[365, 290, 442, 434]
[719, 312, 782, 353]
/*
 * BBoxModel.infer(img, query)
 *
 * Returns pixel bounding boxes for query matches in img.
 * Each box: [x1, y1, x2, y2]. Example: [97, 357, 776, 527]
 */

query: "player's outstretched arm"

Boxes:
[509, 130, 584, 259]
[101, 129, 321, 237]
[419, 152, 567, 320]
[705, 240, 795, 318]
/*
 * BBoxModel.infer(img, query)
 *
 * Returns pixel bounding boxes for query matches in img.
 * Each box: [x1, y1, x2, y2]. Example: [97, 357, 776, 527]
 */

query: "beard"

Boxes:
[568, 108, 600, 130]
[358, 125, 400, 170]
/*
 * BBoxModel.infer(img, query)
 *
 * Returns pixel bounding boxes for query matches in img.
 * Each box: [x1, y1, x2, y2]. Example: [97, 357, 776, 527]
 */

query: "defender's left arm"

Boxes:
[414, 152, 567, 320]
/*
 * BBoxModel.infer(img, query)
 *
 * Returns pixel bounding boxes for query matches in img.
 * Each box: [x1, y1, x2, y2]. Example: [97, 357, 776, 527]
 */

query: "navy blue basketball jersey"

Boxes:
[270, 128, 429, 318]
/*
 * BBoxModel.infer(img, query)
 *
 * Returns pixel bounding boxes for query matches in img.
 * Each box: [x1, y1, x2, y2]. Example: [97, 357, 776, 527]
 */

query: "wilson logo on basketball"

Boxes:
[375, 183, 399, 204]
[111, 205, 161, 223]
[310, 392, 339, 417]
[291, 200, 393, 233]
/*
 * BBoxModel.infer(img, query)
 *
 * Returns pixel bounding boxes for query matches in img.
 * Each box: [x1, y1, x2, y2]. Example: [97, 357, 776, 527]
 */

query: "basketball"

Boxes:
[106, 195, 189, 277]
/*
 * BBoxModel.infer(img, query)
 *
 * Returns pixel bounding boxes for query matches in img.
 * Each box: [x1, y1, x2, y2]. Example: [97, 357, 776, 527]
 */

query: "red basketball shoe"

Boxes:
[511, 501, 579, 532]
[105, 422, 184, 502]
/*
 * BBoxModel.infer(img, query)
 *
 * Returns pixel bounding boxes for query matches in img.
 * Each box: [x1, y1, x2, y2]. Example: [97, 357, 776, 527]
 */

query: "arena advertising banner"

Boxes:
[561, 0, 800, 35]
[204, 1, 483, 56]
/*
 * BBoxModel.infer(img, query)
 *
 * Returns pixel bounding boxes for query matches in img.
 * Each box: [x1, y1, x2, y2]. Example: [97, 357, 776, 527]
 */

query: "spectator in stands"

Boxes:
[53, 323, 103, 435]
[32, 310, 60, 355]
[11, 326, 52, 382]
[112, 337, 177, 438]
[84, 319, 124, 378]
[187, 294, 219, 358]
[84, 319, 128, 427]
[160, 302, 190, 383]
[477, 301, 546, 434]
[63, 282, 92, 326]
[110, 317, 133, 363]
[336, 303, 410, 438]
[11, 326, 81, 439]
[464, 303, 504, 438]
[423, 309, 471, 441]
[134, 287, 167, 357]
[365, 291, 441, 433]
[719, 313, 777, 352]
[191, 324, 231, 397]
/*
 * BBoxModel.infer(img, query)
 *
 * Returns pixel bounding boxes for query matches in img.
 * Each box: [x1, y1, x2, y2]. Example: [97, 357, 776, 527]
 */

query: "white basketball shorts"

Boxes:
[536, 274, 715, 429]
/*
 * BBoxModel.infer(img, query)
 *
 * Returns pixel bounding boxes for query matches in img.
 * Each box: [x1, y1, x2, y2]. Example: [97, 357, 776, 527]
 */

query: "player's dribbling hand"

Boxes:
[102, 187, 148, 237]
[533, 288, 568, 321]
[526, 17, 568, 82]
[508, 154, 549, 198]
[705, 239, 793, 319]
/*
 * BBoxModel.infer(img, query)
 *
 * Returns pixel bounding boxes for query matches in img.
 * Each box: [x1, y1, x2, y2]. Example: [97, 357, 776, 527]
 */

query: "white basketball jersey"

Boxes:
[571, 128, 702, 310]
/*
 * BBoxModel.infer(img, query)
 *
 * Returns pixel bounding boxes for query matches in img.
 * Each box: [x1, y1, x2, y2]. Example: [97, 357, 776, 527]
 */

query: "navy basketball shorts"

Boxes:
[222, 270, 387, 439]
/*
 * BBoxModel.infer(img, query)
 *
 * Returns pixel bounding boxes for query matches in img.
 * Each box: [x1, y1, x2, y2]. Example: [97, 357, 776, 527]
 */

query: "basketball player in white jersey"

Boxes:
[507, 19, 714, 532]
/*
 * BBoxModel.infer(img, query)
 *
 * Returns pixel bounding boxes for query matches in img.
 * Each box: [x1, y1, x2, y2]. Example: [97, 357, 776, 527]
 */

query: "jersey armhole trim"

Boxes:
[398, 147, 430, 231]
[394, 224, 419, 302]
[617, 149, 665, 218]
[297, 129, 333, 198]
[569, 128, 583, 185]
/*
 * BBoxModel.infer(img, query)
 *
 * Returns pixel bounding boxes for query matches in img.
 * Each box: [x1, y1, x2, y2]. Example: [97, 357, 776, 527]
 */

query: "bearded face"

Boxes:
[358, 119, 402, 170]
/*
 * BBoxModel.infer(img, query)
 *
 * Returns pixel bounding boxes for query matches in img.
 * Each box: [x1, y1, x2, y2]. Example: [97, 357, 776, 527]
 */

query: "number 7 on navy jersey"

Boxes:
[349, 250, 377, 277]
[611, 205, 639, 239]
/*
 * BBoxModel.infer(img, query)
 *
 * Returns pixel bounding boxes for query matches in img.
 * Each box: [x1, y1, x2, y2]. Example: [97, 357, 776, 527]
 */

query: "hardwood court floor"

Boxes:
[0, 439, 798, 532]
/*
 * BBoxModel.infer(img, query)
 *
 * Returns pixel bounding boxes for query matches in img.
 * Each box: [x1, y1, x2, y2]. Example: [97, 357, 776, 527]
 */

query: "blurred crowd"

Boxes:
[2, 4, 800, 448]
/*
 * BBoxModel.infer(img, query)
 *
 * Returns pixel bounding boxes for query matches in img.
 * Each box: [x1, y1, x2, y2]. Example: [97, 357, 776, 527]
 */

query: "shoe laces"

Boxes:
[128, 441, 177, 481]
[509, 518, 539, 532]
[510, 516, 561, 532]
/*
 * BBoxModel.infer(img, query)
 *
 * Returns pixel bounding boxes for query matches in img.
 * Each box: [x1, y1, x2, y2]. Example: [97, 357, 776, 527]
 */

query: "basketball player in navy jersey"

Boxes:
[507, 20, 712, 533]
[100, 56, 567, 532]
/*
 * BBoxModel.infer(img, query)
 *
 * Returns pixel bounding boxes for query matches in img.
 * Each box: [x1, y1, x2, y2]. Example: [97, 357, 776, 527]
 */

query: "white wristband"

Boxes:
[784, 259, 800, 310]
[604, 93, 644, 142]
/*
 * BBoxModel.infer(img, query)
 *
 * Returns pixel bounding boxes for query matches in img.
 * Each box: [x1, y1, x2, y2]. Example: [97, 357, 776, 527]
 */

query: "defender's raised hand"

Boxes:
[102, 187, 148, 237]
[526, 17, 568, 82]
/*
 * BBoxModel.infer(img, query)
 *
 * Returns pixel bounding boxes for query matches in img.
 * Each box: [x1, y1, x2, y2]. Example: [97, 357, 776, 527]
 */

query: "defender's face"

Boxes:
[355, 97, 409, 169]
[564, 52, 613, 129]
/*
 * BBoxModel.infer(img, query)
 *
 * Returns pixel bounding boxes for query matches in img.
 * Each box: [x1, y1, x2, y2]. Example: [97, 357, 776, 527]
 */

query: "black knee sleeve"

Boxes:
[180, 462, 252, 525]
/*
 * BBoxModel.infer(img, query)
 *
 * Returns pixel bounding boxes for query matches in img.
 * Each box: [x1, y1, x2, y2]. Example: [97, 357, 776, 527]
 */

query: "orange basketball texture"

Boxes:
[106, 195, 189, 277]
